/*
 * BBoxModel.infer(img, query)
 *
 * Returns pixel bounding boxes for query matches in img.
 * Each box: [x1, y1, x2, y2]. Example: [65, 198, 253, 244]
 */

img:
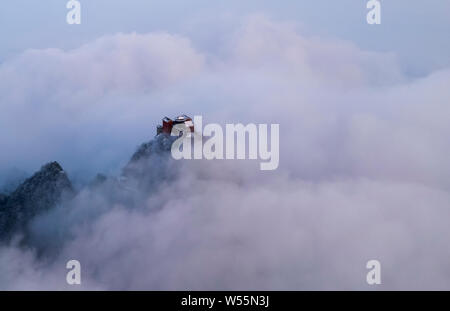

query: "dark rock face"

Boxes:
[0, 162, 74, 239]
[0, 133, 179, 242]
[127, 134, 174, 165]
[121, 134, 178, 190]
[0, 194, 7, 206]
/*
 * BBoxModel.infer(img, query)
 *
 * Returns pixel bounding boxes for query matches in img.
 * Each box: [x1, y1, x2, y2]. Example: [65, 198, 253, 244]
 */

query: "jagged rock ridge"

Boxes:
[0, 162, 74, 239]
[0, 132, 177, 242]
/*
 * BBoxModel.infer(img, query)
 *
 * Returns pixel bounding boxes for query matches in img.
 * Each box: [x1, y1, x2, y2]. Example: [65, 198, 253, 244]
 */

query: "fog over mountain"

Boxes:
[0, 162, 73, 241]
[1, 15, 450, 290]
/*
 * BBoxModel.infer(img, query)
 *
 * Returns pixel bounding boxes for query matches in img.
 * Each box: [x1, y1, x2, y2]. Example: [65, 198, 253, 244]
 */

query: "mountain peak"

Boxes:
[41, 161, 64, 173]
[0, 161, 74, 240]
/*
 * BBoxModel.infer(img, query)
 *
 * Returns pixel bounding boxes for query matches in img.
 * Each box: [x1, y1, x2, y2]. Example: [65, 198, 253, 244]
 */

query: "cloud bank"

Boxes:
[1, 15, 450, 290]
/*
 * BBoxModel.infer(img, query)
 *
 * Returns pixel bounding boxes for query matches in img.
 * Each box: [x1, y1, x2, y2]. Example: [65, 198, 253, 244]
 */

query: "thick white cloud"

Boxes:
[0, 32, 205, 177]
[1, 15, 450, 290]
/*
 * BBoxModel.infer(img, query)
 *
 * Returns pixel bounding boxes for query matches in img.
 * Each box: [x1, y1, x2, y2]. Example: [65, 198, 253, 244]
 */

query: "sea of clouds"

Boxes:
[0, 15, 450, 290]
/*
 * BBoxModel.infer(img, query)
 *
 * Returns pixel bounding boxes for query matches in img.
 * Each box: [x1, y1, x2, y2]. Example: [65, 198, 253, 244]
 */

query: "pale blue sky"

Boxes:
[0, 0, 449, 76]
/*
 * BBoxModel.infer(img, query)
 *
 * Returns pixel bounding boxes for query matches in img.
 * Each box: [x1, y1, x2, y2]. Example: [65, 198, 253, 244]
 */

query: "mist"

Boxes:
[1, 15, 450, 290]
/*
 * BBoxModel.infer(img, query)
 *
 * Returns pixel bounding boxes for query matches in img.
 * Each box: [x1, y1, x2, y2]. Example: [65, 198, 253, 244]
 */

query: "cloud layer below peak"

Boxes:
[1, 15, 450, 290]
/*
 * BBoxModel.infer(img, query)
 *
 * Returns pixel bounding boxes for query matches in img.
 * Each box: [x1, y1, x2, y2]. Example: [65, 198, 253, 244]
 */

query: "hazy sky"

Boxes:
[0, 0, 449, 178]
[0, 0, 449, 179]
[0, 1, 449, 76]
